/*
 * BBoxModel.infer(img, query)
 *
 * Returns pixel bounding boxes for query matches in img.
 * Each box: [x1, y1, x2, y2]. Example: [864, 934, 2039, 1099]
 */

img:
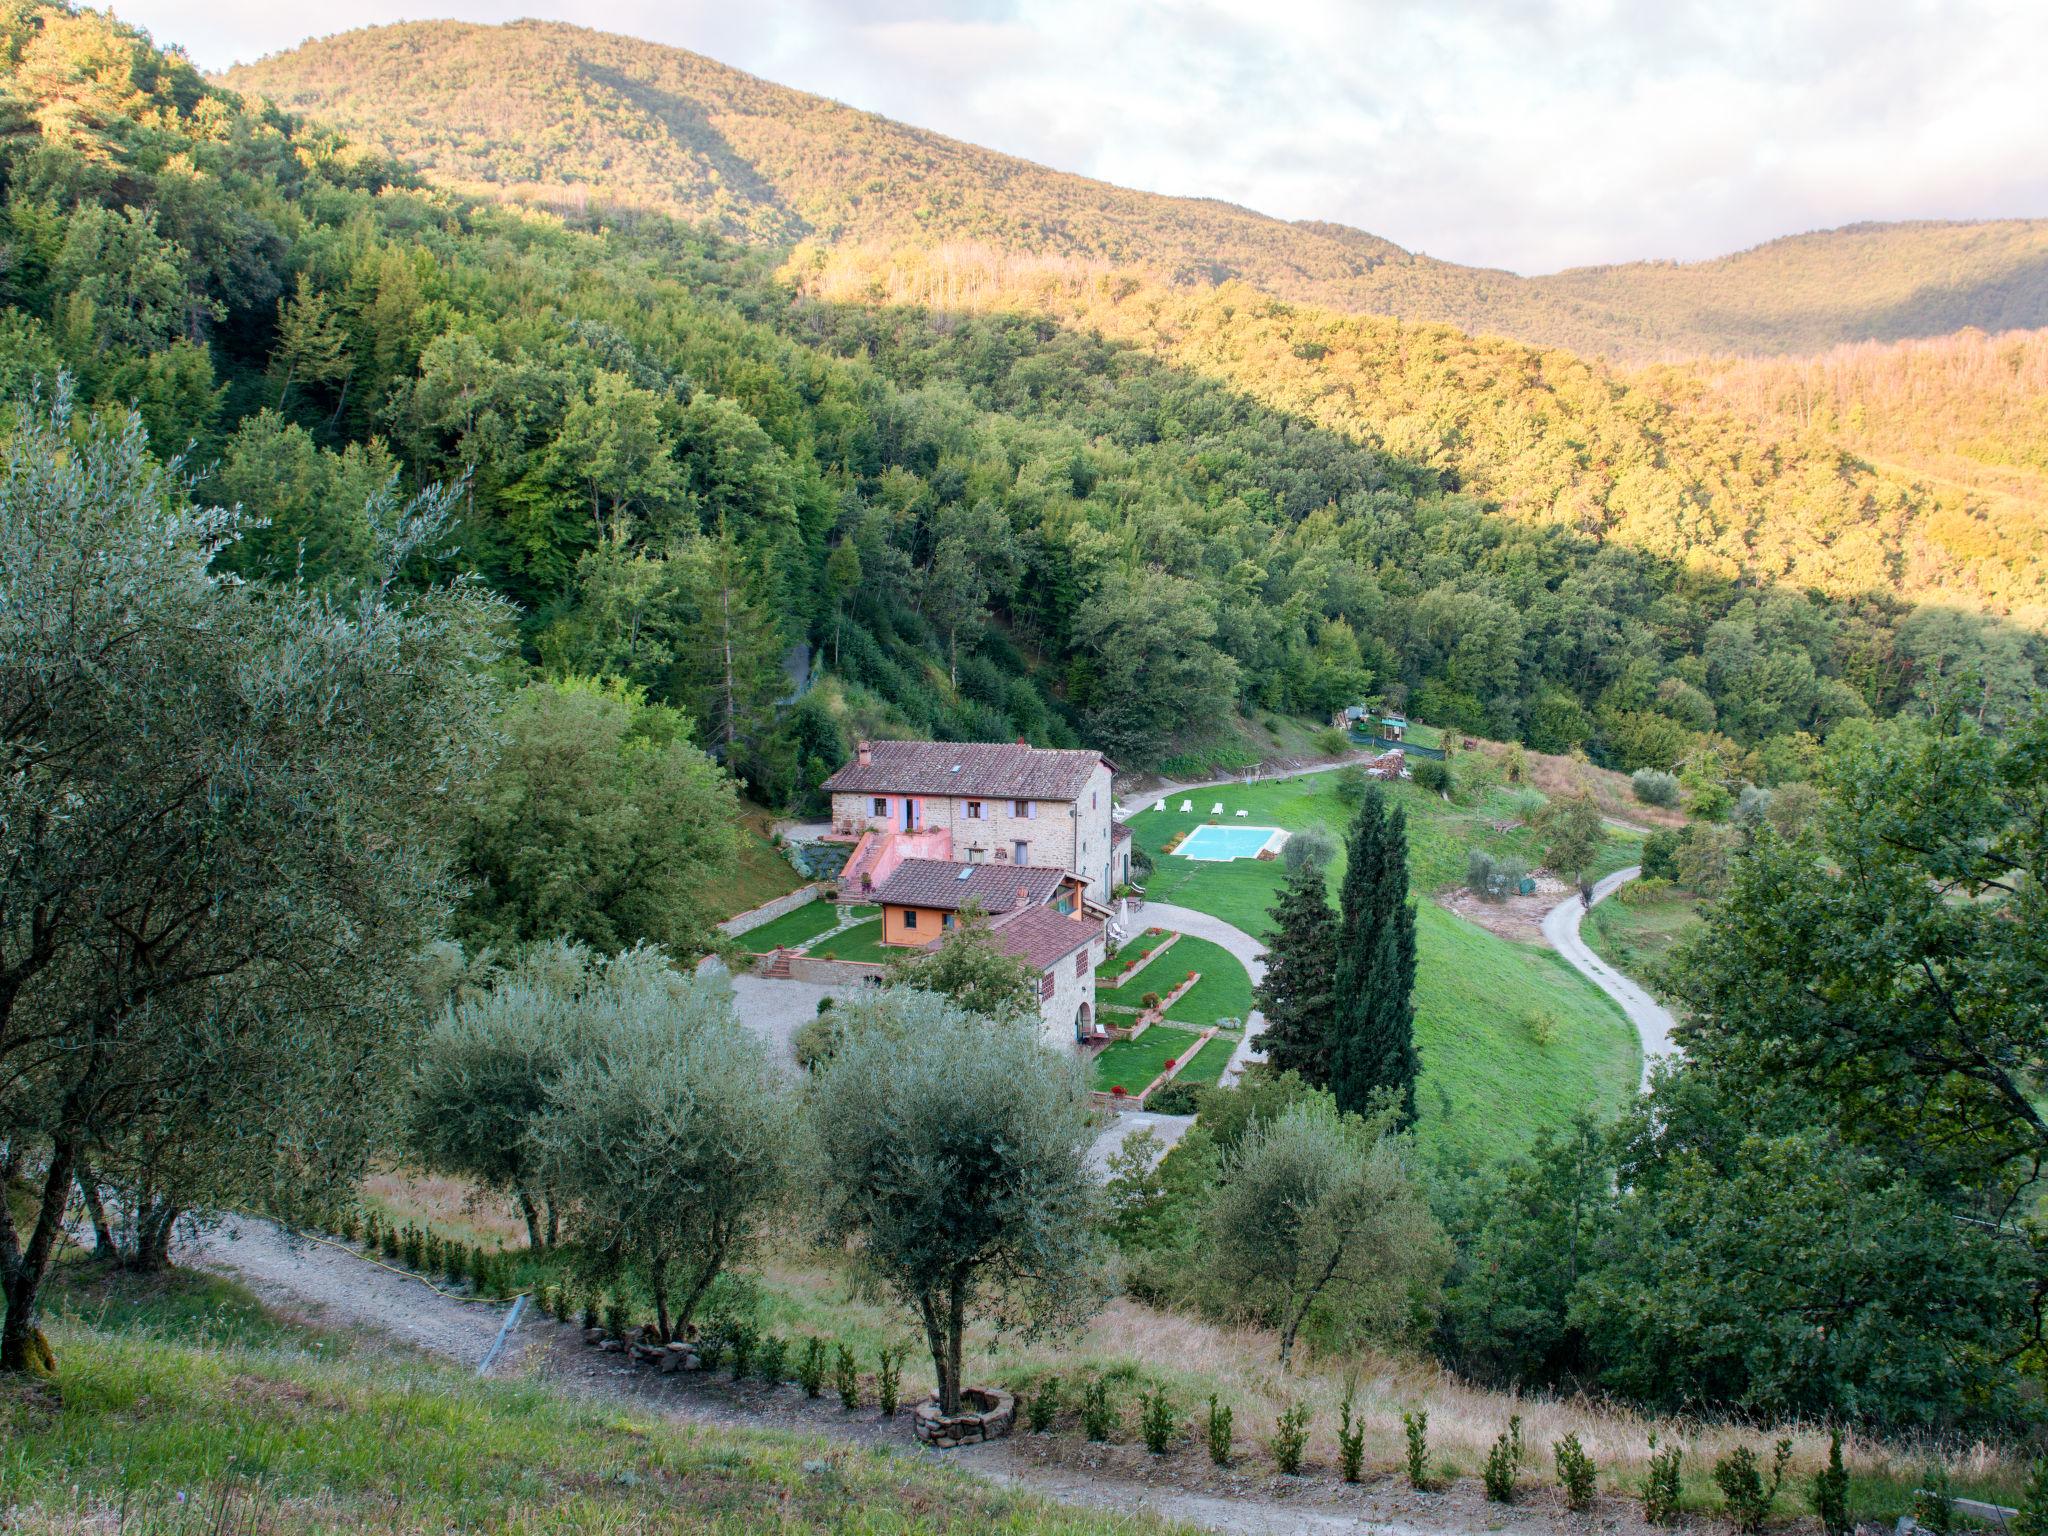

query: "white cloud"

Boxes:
[113, 0, 2048, 273]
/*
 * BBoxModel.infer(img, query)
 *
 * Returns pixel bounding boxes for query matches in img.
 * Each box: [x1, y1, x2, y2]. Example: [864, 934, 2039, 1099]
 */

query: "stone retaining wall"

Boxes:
[718, 882, 823, 938]
[912, 1387, 1015, 1447]
[784, 955, 887, 986]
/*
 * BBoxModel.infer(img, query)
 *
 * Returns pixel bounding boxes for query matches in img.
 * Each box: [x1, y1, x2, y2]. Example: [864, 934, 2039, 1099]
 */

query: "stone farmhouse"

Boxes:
[820, 739, 1135, 1044]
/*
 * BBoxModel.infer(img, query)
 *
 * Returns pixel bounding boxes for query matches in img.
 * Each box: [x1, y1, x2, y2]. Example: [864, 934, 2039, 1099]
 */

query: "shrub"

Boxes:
[1555, 1432, 1597, 1511]
[727, 1319, 758, 1380]
[1403, 1410, 1431, 1490]
[1410, 758, 1452, 795]
[1639, 827, 1681, 881]
[1713, 1441, 1792, 1533]
[1315, 726, 1349, 756]
[1080, 1377, 1117, 1442]
[539, 1282, 561, 1321]
[833, 1343, 861, 1410]
[1027, 1377, 1060, 1433]
[875, 1344, 905, 1416]
[363, 1212, 381, 1250]
[602, 1292, 632, 1340]
[1811, 1429, 1852, 1536]
[1270, 1402, 1311, 1475]
[1913, 1468, 1955, 1536]
[381, 1224, 401, 1261]
[1206, 1394, 1233, 1466]
[755, 1334, 787, 1385]
[797, 1337, 827, 1398]
[1140, 1387, 1178, 1454]
[2009, 1458, 2048, 1536]
[1333, 764, 1369, 807]
[1337, 1389, 1364, 1483]
[1642, 1436, 1684, 1525]
[580, 1292, 599, 1332]
[1523, 1008, 1558, 1047]
[695, 1334, 726, 1372]
[1631, 768, 1681, 806]
[1146, 1081, 1203, 1115]
[401, 1227, 423, 1270]
[1283, 826, 1336, 873]
[1141, 991, 1161, 1010]
[1482, 1416, 1524, 1503]
[446, 1243, 469, 1286]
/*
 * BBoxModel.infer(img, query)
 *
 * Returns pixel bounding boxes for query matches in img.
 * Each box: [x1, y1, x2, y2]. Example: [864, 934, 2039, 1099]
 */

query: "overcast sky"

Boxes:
[115, 0, 2048, 274]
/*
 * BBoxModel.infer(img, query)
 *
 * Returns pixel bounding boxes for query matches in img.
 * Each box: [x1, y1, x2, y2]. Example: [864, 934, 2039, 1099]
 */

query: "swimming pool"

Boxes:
[1175, 824, 1288, 861]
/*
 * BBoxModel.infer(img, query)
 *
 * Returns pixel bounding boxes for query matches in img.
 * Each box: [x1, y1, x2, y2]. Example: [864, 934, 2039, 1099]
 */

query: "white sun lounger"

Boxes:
[1235, 809, 1248, 818]
[1155, 799, 1167, 812]
[1210, 802, 1223, 814]
[1180, 800, 1192, 812]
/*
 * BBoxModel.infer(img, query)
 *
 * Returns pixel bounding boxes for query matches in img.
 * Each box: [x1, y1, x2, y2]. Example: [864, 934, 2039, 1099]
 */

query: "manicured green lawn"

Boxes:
[1090, 1024, 1202, 1093]
[1151, 935, 1254, 1028]
[737, 898, 841, 952]
[1096, 927, 1175, 985]
[1128, 770, 1642, 1162]
[1174, 1030, 1241, 1088]
[809, 914, 894, 964]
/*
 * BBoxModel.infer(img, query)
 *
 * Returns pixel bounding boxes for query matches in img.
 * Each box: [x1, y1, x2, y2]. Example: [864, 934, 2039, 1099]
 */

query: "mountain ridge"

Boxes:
[218, 19, 2048, 361]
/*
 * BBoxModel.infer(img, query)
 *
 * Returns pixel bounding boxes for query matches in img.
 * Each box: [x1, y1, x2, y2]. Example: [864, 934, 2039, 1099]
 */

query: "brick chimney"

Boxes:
[856, 740, 872, 767]
[1016, 883, 1030, 907]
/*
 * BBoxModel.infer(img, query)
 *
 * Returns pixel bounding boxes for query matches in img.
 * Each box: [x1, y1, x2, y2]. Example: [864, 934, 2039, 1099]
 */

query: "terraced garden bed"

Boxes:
[1089, 1024, 1201, 1094]
[1172, 1030, 1241, 1088]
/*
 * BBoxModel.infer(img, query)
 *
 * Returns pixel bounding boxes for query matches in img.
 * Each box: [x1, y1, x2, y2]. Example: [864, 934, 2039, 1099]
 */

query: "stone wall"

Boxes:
[783, 955, 887, 986]
[912, 1387, 1016, 1447]
[718, 882, 823, 939]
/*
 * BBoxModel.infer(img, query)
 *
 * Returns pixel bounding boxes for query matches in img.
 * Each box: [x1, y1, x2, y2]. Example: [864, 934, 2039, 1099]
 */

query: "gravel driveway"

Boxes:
[1540, 864, 1677, 1089]
[180, 1215, 526, 1371]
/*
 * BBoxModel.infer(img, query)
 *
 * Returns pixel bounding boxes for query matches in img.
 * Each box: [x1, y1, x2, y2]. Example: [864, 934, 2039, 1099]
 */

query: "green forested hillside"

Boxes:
[2, 2, 2039, 804]
[217, 20, 2048, 361]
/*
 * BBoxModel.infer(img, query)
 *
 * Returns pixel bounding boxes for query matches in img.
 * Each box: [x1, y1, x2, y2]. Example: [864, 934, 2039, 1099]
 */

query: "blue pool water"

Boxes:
[1175, 824, 1286, 861]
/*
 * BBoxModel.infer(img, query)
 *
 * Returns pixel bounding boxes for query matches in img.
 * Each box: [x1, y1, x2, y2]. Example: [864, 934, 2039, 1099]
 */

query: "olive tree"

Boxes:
[0, 388, 502, 1373]
[537, 964, 791, 1341]
[1201, 1097, 1447, 1368]
[407, 940, 638, 1250]
[809, 991, 1102, 1413]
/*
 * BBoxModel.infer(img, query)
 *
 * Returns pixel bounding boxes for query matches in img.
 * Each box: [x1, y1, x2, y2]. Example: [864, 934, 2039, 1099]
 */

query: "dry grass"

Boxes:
[361, 1177, 2025, 1512]
[751, 1249, 2022, 1509]
[360, 1169, 528, 1247]
[1464, 738, 1688, 831]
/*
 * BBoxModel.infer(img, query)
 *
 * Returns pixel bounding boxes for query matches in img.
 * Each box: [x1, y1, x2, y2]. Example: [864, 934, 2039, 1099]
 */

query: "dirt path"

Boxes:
[1540, 865, 1678, 1090]
[180, 1216, 525, 1370]
[184, 1218, 1612, 1536]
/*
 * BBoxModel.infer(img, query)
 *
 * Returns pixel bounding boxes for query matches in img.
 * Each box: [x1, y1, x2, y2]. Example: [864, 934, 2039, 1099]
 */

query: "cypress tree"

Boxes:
[1254, 858, 1339, 1082]
[1329, 786, 1418, 1122]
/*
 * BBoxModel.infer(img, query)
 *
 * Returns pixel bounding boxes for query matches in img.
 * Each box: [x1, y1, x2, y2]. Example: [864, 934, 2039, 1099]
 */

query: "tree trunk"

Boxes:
[130, 1198, 179, 1272]
[75, 1160, 117, 1258]
[0, 1142, 75, 1374]
[945, 1272, 968, 1416]
[545, 1199, 560, 1248]
[516, 1186, 544, 1252]
[650, 1254, 671, 1343]
[916, 1291, 955, 1416]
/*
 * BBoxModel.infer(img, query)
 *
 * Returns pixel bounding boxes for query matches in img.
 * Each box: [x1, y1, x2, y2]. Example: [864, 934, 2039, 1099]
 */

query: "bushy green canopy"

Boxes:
[808, 991, 1101, 1412]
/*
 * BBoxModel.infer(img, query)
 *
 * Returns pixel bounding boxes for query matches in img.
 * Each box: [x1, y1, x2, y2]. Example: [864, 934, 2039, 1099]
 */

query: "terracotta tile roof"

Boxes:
[1111, 823, 1132, 846]
[872, 859, 1070, 913]
[821, 739, 1108, 799]
[981, 905, 1103, 972]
